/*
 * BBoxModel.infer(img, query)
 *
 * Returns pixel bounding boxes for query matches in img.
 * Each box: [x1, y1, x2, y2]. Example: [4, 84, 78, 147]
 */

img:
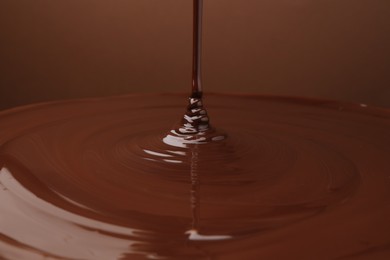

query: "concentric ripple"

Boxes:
[0, 94, 390, 260]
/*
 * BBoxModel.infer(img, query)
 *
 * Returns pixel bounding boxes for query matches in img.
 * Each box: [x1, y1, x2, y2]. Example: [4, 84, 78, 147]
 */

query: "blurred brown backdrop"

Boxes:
[0, 0, 389, 110]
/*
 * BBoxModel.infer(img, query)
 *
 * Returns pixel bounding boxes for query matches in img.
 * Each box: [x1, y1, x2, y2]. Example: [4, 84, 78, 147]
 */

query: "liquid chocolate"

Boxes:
[165, 0, 225, 147]
[1, 0, 390, 259]
[0, 94, 390, 259]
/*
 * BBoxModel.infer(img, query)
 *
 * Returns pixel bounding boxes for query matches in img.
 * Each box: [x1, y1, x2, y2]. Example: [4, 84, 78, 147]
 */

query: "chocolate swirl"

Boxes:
[0, 94, 389, 259]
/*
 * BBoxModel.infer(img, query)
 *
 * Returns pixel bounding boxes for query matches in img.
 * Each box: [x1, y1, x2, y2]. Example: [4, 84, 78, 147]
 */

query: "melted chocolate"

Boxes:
[165, 0, 225, 147]
[0, 93, 390, 259]
[0, 1, 389, 259]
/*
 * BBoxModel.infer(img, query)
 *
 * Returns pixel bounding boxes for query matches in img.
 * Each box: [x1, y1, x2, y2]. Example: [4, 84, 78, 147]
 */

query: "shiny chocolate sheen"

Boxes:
[0, 93, 389, 259]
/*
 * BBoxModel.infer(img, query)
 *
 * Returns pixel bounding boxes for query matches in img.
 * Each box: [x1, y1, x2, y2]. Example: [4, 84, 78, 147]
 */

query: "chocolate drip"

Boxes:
[164, 96, 225, 147]
[191, 0, 203, 98]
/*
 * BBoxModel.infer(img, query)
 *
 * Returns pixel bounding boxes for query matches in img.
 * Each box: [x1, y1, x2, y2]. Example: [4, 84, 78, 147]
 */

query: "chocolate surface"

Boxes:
[0, 93, 389, 259]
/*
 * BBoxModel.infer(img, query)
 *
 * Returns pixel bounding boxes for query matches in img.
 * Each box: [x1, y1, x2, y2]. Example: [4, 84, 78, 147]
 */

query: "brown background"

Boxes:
[0, 0, 389, 110]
